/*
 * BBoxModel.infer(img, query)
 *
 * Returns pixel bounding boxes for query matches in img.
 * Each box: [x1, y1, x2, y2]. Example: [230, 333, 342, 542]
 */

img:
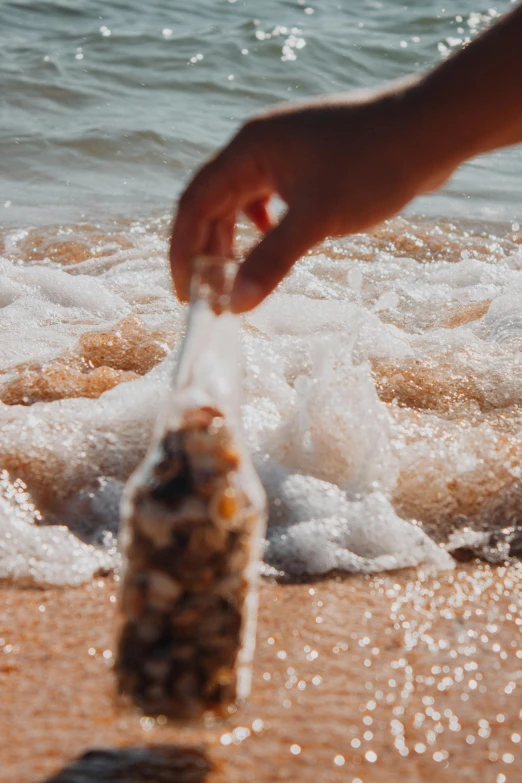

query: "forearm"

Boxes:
[171, 2, 522, 310]
[414, 3, 522, 169]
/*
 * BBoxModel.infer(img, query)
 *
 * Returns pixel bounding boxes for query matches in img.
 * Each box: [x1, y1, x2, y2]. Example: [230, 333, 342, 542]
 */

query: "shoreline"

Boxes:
[2, 563, 522, 783]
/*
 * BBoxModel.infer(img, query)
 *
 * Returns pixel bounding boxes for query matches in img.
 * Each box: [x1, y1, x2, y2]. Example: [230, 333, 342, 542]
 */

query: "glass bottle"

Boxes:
[115, 256, 267, 721]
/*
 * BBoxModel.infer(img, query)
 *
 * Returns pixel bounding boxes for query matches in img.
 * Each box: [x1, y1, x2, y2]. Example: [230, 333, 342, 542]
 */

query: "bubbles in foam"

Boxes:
[265, 495, 453, 577]
[0, 504, 118, 587]
[0, 472, 118, 586]
[2, 217, 522, 584]
[474, 292, 522, 349]
[261, 467, 453, 575]
[259, 341, 398, 497]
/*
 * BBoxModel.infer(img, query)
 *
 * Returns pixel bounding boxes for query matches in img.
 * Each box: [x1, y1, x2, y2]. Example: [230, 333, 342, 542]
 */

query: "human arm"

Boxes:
[170, 3, 522, 313]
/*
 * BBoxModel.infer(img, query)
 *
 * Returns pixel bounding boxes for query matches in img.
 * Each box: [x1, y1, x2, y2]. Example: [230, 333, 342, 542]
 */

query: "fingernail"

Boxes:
[230, 278, 263, 313]
[174, 280, 190, 303]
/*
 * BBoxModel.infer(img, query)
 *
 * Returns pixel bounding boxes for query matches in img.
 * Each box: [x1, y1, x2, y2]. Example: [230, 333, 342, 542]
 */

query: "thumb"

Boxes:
[244, 197, 273, 233]
[230, 203, 326, 313]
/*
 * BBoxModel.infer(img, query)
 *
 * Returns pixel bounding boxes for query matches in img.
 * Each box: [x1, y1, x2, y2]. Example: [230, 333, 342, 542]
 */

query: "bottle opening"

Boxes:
[191, 255, 238, 315]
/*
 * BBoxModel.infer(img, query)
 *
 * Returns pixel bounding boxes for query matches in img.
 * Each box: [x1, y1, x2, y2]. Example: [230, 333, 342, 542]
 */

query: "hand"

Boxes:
[170, 80, 456, 313]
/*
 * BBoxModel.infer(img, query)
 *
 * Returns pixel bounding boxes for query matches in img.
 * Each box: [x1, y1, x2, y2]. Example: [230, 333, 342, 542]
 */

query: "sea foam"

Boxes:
[1, 219, 522, 584]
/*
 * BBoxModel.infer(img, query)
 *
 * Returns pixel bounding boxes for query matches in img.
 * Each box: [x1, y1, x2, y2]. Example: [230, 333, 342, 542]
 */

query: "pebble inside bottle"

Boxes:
[115, 256, 267, 720]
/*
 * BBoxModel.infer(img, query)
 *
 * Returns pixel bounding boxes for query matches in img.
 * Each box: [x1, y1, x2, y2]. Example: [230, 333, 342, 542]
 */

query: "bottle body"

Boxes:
[115, 258, 267, 720]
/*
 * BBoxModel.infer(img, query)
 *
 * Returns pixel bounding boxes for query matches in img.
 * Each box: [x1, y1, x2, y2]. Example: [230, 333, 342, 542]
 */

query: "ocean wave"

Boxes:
[1, 217, 522, 584]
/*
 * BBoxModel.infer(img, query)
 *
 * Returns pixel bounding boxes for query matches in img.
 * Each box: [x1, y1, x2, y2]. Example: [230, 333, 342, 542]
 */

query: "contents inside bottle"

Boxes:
[116, 404, 260, 719]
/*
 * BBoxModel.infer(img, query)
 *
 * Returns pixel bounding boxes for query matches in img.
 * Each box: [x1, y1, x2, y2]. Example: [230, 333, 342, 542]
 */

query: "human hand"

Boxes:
[170, 80, 456, 313]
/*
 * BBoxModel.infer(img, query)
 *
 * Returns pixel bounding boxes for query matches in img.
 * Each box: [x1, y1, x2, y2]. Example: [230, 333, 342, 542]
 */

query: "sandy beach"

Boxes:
[2, 563, 522, 783]
[2, 219, 522, 783]
[3, 3, 522, 782]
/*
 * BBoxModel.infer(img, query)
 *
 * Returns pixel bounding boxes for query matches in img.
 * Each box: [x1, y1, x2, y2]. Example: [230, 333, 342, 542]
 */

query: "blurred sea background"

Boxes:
[4, 7, 522, 781]
[1, 0, 522, 587]
[1, 0, 521, 226]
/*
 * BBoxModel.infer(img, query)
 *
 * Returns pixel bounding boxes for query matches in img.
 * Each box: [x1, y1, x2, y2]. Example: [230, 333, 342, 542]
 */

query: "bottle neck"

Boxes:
[171, 255, 241, 420]
[190, 255, 238, 315]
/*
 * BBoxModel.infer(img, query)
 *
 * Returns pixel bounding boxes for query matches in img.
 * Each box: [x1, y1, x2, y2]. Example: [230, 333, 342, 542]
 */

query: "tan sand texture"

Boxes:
[2, 564, 522, 783]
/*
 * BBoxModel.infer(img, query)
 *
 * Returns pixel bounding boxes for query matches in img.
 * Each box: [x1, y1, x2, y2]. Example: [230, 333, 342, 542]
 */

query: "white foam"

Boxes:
[1, 222, 521, 584]
[0, 482, 118, 587]
[260, 468, 452, 576]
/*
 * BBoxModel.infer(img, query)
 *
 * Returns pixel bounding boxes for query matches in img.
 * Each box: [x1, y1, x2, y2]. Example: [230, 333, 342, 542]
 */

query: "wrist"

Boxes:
[369, 77, 465, 196]
[411, 6, 522, 171]
[402, 76, 472, 191]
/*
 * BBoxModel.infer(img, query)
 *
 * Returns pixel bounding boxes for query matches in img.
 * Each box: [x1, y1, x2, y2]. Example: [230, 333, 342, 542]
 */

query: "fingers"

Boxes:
[206, 216, 236, 257]
[169, 205, 210, 301]
[170, 130, 270, 302]
[243, 198, 273, 233]
[169, 162, 235, 302]
[230, 203, 327, 313]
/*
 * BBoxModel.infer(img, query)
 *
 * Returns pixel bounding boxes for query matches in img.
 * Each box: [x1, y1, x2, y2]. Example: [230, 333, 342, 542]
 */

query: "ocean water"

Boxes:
[2, 0, 521, 224]
[1, 0, 522, 586]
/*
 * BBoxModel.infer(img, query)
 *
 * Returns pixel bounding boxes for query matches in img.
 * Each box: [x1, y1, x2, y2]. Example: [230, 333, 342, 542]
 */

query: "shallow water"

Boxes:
[2, 216, 522, 584]
[2, 1, 522, 584]
[1, 0, 521, 224]
[3, 9, 522, 783]
[3, 568, 522, 783]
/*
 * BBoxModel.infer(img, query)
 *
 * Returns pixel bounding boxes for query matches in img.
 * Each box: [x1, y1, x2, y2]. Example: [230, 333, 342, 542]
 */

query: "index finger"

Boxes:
[169, 129, 271, 302]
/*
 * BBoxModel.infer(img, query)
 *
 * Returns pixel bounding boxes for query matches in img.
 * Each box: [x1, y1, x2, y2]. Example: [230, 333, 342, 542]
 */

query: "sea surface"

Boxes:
[1, 0, 522, 224]
[1, 0, 522, 586]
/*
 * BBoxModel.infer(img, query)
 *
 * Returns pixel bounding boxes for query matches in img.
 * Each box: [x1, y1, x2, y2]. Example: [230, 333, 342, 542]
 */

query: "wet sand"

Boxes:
[2, 564, 522, 783]
[3, 217, 522, 781]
